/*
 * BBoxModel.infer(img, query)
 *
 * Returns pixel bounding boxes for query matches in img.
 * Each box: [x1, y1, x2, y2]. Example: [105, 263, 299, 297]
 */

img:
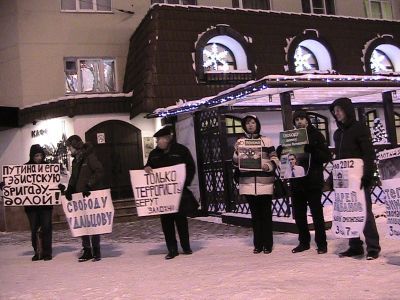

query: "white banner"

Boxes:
[130, 164, 186, 217]
[378, 147, 400, 239]
[62, 189, 114, 237]
[332, 159, 367, 238]
[1, 164, 61, 206]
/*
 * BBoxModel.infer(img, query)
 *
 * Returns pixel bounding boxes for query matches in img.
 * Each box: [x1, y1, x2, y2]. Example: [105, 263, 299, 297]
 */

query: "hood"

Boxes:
[241, 115, 261, 136]
[292, 109, 312, 127]
[329, 97, 356, 127]
[28, 144, 45, 164]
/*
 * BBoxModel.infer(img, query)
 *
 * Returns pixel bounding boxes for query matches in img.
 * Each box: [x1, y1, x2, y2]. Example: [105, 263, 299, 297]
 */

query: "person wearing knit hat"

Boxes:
[144, 124, 197, 260]
[64, 134, 105, 262]
[25, 144, 54, 261]
[287, 109, 331, 255]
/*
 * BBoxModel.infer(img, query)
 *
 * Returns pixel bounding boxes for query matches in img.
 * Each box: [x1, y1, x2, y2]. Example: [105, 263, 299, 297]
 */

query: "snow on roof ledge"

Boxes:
[149, 74, 400, 118]
[22, 91, 133, 109]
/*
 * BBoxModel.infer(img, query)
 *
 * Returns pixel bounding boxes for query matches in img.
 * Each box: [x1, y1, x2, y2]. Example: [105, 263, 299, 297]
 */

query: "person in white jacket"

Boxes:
[233, 115, 279, 254]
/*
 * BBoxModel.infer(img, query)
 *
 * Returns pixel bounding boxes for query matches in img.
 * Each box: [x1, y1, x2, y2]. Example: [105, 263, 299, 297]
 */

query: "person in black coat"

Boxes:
[144, 125, 196, 260]
[329, 97, 381, 260]
[288, 110, 331, 254]
[25, 144, 53, 261]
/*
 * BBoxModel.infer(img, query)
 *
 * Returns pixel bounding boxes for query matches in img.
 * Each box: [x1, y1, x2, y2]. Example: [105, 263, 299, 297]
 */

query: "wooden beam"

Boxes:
[382, 91, 397, 146]
[280, 92, 293, 131]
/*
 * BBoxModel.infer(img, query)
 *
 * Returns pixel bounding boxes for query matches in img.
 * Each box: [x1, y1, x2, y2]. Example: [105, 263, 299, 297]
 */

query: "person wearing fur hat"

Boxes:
[24, 144, 54, 261]
[330, 98, 381, 260]
[64, 135, 104, 262]
[144, 124, 196, 260]
[233, 115, 279, 254]
[286, 110, 331, 254]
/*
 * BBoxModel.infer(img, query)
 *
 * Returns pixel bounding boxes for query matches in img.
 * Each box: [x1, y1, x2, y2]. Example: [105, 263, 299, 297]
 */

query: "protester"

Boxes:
[144, 124, 196, 260]
[64, 135, 104, 262]
[233, 115, 279, 254]
[24, 144, 54, 261]
[330, 97, 381, 260]
[287, 110, 331, 254]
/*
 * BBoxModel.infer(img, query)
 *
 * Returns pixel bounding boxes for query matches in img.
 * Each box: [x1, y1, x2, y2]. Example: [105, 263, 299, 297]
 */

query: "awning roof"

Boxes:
[148, 74, 400, 117]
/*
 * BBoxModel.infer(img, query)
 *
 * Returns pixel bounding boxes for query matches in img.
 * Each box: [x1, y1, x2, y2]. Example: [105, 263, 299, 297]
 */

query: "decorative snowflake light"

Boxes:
[370, 50, 393, 74]
[203, 43, 229, 72]
[294, 46, 313, 73]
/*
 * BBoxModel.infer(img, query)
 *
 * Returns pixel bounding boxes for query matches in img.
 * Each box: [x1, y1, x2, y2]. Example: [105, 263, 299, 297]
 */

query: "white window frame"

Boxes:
[64, 57, 117, 94]
[305, 0, 332, 14]
[61, 0, 112, 13]
[365, 0, 393, 20]
[293, 39, 333, 73]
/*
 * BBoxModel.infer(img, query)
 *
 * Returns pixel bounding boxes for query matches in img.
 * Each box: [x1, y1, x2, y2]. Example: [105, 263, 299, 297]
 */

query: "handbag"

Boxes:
[178, 187, 199, 215]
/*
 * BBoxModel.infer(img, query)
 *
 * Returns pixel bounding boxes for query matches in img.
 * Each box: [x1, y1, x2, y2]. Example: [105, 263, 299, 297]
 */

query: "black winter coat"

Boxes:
[68, 143, 104, 193]
[145, 142, 196, 188]
[329, 98, 376, 179]
[291, 124, 331, 191]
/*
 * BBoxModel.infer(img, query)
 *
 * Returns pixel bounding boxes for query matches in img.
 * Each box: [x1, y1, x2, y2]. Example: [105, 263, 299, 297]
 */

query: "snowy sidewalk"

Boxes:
[1, 217, 399, 299]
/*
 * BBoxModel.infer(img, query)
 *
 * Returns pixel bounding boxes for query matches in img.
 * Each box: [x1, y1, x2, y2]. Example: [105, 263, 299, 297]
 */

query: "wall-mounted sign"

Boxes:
[31, 129, 48, 138]
[97, 133, 105, 144]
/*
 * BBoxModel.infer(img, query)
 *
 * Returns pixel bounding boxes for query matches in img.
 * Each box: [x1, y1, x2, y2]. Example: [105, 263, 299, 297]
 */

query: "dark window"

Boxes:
[370, 49, 395, 74]
[294, 45, 319, 73]
[302, 0, 335, 14]
[395, 112, 400, 144]
[232, 0, 270, 10]
[307, 112, 330, 145]
[203, 43, 237, 72]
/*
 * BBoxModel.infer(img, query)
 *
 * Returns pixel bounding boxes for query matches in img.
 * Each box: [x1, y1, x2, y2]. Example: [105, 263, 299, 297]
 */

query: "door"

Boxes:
[85, 120, 143, 200]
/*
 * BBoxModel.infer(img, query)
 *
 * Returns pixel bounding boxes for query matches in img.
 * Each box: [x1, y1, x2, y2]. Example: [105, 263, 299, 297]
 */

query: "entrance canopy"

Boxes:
[148, 74, 400, 118]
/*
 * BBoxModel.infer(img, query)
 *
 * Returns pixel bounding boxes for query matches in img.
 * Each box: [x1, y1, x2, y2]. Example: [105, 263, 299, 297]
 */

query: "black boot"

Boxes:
[92, 247, 101, 262]
[339, 247, 364, 257]
[78, 248, 93, 262]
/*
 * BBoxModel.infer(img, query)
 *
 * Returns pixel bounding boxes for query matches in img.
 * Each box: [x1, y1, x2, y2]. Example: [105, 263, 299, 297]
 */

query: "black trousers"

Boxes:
[81, 235, 100, 249]
[25, 207, 53, 256]
[160, 213, 190, 253]
[292, 189, 327, 248]
[348, 190, 381, 253]
[246, 195, 273, 250]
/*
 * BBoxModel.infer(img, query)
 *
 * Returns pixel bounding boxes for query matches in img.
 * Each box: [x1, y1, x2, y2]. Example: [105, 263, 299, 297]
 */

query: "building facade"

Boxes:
[1, 0, 400, 230]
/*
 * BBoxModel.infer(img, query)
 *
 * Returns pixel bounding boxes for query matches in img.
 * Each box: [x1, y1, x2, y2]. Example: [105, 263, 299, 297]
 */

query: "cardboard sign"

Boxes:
[332, 159, 367, 238]
[378, 147, 400, 239]
[130, 164, 186, 216]
[62, 189, 114, 237]
[279, 128, 310, 179]
[2, 164, 61, 206]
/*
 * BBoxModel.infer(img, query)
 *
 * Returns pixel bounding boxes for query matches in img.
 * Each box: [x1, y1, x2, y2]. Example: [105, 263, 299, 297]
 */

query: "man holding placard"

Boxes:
[330, 98, 381, 260]
[64, 135, 105, 262]
[144, 125, 196, 260]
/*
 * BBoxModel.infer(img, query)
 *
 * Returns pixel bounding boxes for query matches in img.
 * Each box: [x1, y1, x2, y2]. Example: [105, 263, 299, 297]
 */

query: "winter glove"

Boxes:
[58, 183, 66, 193]
[0, 181, 5, 191]
[65, 189, 73, 201]
[82, 185, 91, 198]
[276, 145, 283, 159]
[360, 176, 373, 190]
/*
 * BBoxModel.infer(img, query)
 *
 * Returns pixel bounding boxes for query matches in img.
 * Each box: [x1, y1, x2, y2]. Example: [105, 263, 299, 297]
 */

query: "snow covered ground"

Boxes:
[1, 216, 399, 300]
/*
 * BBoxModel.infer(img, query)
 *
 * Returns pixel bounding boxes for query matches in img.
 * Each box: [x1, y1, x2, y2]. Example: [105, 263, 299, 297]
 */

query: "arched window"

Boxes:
[286, 31, 334, 74]
[365, 110, 377, 129]
[195, 25, 254, 83]
[307, 112, 330, 145]
[294, 45, 319, 73]
[203, 43, 237, 72]
[370, 49, 395, 74]
[395, 112, 400, 144]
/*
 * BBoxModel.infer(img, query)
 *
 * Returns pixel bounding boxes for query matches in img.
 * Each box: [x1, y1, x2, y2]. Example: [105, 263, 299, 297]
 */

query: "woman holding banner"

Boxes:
[144, 125, 196, 260]
[233, 115, 279, 254]
[25, 144, 54, 261]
